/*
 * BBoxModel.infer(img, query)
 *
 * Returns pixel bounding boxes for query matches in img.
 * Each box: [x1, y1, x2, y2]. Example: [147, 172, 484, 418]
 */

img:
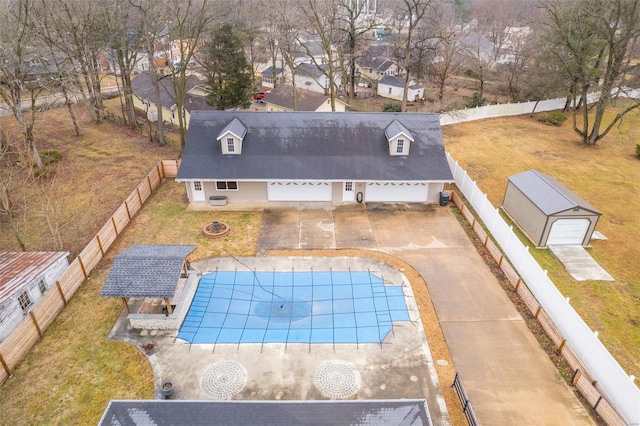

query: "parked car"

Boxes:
[253, 91, 271, 101]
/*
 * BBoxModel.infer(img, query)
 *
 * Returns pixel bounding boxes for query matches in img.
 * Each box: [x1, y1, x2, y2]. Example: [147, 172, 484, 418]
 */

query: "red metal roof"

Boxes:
[0, 252, 69, 303]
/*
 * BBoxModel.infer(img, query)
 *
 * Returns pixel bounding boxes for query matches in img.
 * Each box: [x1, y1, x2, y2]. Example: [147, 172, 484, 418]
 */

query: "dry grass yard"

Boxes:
[444, 105, 640, 379]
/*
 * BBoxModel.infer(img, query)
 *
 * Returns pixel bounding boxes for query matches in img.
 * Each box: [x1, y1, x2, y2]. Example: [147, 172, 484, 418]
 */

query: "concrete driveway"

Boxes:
[258, 202, 593, 425]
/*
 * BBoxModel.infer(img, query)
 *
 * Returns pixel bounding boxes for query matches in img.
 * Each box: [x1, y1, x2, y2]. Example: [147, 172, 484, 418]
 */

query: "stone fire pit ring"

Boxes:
[202, 221, 230, 238]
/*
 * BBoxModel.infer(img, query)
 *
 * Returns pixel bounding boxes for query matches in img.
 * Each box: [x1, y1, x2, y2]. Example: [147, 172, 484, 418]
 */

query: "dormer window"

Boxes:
[217, 117, 246, 154]
[385, 120, 414, 156]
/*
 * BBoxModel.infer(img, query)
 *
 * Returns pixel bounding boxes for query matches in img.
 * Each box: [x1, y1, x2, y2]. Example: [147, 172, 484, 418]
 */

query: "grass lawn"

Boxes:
[443, 106, 640, 379]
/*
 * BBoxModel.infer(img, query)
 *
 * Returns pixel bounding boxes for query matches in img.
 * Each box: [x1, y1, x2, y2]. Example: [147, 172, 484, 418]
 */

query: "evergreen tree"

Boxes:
[205, 23, 252, 110]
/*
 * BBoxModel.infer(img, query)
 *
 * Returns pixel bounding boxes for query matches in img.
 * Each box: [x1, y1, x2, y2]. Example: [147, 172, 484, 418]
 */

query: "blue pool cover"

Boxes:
[178, 271, 410, 344]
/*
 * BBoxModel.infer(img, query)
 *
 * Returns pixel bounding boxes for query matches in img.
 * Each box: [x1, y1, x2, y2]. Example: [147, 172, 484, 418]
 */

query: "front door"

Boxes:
[342, 181, 354, 202]
[192, 181, 205, 202]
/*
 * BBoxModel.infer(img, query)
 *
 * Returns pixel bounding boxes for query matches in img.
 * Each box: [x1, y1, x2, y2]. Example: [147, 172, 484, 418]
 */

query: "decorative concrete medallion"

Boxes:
[200, 360, 247, 400]
[314, 360, 361, 399]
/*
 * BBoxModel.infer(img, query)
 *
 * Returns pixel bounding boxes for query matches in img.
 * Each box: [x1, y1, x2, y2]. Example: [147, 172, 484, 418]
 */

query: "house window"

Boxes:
[194, 181, 202, 191]
[227, 138, 235, 153]
[388, 87, 392, 94]
[216, 181, 238, 191]
[18, 291, 32, 313]
[345, 182, 353, 191]
[38, 279, 47, 295]
[396, 139, 404, 153]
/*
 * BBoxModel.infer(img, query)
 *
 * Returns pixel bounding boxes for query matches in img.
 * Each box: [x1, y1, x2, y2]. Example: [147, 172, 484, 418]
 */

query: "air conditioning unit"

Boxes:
[147, 110, 158, 122]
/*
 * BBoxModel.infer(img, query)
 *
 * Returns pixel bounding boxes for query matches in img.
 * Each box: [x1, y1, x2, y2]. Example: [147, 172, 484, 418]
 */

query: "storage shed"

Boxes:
[502, 170, 601, 247]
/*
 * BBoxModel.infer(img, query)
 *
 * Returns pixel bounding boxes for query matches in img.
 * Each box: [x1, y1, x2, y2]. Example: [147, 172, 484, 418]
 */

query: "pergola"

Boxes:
[100, 244, 196, 314]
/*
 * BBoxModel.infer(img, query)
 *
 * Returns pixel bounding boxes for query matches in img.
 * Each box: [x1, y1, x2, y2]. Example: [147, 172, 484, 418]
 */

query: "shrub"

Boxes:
[538, 110, 568, 126]
[40, 149, 62, 165]
[465, 92, 487, 108]
[382, 102, 402, 112]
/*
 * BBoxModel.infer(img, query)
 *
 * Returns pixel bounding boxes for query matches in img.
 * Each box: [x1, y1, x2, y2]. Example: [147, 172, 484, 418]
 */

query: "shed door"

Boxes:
[267, 181, 332, 201]
[547, 219, 590, 245]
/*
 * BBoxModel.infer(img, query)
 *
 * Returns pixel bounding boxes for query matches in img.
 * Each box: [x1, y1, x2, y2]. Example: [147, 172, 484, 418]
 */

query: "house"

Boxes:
[260, 66, 284, 89]
[175, 111, 453, 204]
[355, 56, 403, 83]
[100, 399, 432, 425]
[294, 62, 341, 95]
[377, 75, 424, 102]
[131, 74, 214, 127]
[263, 86, 347, 112]
[0, 252, 69, 343]
[502, 170, 602, 247]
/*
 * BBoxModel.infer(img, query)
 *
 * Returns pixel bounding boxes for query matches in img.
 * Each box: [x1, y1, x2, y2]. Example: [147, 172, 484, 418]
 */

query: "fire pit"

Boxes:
[202, 221, 230, 238]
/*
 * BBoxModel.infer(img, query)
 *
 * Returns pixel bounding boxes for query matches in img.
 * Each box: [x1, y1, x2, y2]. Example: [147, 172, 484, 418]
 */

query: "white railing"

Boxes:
[446, 153, 640, 425]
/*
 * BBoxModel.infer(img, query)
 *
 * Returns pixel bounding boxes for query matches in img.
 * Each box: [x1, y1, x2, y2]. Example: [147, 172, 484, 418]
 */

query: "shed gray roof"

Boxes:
[508, 170, 601, 216]
[100, 399, 431, 425]
[385, 119, 414, 141]
[217, 117, 246, 140]
[100, 245, 196, 298]
[176, 111, 453, 182]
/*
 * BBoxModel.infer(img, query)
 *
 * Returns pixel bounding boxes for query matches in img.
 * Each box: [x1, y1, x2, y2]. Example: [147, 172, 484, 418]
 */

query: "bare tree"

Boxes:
[394, 0, 434, 111]
[298, 0, 342, 111]
[166, 0, 214, 149]
[428, 2, 466, 101]
[541, 0, 640, 145]
[337, 0, 379, 103]
[0, 0, 45, 169]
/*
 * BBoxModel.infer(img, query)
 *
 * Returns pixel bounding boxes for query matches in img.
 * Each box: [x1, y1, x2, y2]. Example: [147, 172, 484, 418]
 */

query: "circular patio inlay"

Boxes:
[200, 360, 247, 400]
[314, 360, 361, 399]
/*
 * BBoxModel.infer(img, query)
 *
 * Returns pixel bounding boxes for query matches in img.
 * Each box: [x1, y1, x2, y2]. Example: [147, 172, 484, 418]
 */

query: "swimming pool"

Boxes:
[177, 270, 410, 345]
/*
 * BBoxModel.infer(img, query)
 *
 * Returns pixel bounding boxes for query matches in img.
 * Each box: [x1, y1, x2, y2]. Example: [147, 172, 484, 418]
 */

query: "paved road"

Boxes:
[257, 202, 594, 425]
[0, 85, 120, 117]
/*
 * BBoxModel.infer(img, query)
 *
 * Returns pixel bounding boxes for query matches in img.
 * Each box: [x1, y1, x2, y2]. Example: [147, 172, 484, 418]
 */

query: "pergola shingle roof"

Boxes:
[100, 245, 196, 298]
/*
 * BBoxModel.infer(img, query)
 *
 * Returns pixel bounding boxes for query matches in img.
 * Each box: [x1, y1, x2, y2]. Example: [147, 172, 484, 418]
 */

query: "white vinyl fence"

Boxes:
[447, 154, 640, 425]
[439, 88, 640, 126]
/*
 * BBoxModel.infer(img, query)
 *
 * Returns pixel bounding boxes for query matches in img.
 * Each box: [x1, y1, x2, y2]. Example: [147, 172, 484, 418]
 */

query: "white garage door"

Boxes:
[547, 219, 590, 245]
[267, 181, 332, 201]
[366, 182, 428, 202]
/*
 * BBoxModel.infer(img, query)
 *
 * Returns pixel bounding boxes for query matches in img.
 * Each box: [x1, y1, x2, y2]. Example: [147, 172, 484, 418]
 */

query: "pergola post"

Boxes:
[164, 298, 173, 314]
[122, 297, 130, 314]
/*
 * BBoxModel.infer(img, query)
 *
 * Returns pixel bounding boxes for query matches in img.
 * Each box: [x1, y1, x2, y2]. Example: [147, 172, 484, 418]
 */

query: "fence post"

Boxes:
[0, 353, 10, 376]
[55, 281, 68, 306]
[29, 312, 43, 338]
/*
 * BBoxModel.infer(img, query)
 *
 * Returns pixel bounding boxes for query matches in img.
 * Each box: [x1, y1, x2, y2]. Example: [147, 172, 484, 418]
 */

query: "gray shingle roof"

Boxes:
[385, 120, 414, 141]
[379, 75, 405, 87]
[261, 66, 282, 77]
[131, 74, 201, 109]
[100, 399, 432, 425]
[217, 117, 247, 140]
[176, 111, 453, 182]
[508, 170, 601, 216]
[263, 86, 345, 111]
[100, 245, 196, 298]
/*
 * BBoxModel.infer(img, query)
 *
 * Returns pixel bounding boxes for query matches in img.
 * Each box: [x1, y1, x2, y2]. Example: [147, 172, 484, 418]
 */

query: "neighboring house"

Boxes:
[131, 74, 214, 127]
[176, 111, 453, 204]
[355, 56, 403, 82]
[167, 39, 197, 68]
[0, 252, 69, 343]
[377, 75, 424, 102]
[260, 66, 284, 89]
[502, 170, 602, 248]
[263, 86, 347, 112]
[294, 62, 341, 95]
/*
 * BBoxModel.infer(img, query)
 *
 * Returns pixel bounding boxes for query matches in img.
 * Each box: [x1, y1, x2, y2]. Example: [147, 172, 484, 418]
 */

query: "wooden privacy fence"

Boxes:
[0, 160, 180, 385]
[450, 189, 626, 426]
